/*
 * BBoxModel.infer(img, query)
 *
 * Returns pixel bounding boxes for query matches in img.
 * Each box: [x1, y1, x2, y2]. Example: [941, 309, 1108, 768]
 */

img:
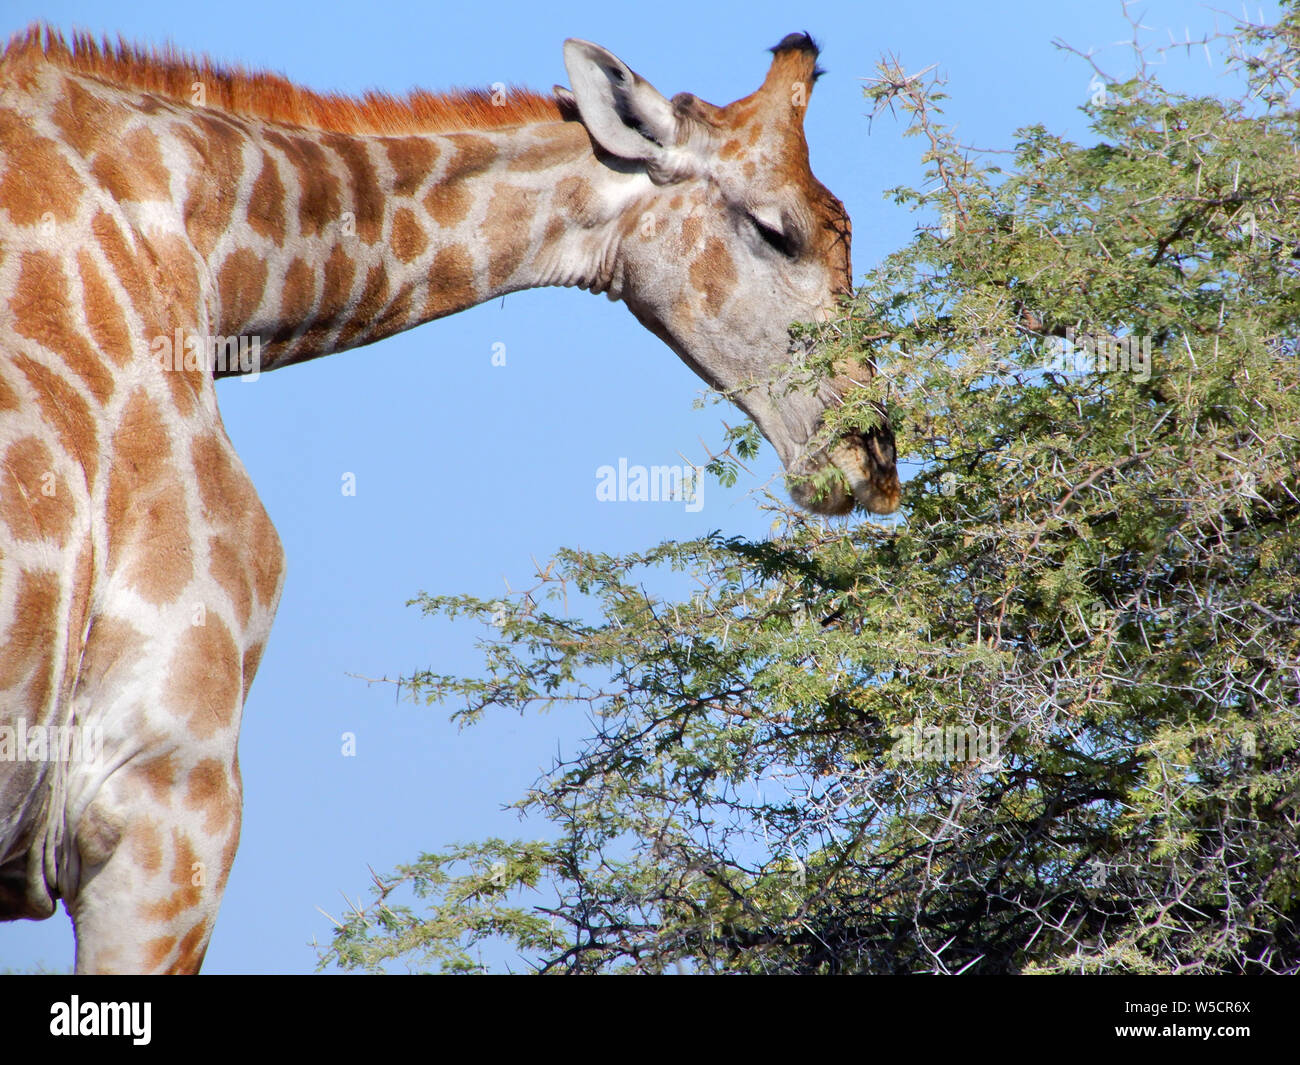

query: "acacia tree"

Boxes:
[322, 10, 1300, 974]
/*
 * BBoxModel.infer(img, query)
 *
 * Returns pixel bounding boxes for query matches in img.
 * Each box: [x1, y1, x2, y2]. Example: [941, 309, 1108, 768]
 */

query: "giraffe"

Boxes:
[0, 24, 899, 973]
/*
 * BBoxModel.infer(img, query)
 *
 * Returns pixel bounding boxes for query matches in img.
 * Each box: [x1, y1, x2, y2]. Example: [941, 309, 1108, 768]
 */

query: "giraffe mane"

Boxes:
[4, 23, 565, 135]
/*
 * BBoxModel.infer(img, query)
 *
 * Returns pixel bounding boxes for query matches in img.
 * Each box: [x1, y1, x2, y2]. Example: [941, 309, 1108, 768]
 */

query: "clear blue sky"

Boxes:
[1, 0, 1273, 973]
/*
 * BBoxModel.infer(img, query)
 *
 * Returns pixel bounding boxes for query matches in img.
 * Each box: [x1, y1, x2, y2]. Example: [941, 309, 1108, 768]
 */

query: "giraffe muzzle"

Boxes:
[837, 422, 901, 515]
[787, 416, 900, 517]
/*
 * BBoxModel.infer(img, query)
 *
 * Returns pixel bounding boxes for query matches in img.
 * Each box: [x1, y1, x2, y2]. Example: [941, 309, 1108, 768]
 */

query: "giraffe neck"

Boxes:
[181, 110, 640, 373]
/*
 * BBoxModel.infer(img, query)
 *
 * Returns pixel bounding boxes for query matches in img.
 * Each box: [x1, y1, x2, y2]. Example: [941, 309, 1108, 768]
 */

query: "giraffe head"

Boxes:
[561, 33, 899, 515]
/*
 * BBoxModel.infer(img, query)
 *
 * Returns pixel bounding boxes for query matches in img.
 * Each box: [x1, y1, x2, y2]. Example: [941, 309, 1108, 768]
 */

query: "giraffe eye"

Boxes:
[749, 213, 799, 258]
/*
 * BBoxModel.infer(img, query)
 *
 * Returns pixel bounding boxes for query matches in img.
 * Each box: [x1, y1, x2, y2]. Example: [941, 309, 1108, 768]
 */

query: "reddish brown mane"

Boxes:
[2, 23, 564, 134]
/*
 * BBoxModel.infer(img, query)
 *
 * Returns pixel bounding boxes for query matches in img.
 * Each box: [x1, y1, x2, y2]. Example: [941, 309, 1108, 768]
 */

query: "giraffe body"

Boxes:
[0, 26, 897, 971]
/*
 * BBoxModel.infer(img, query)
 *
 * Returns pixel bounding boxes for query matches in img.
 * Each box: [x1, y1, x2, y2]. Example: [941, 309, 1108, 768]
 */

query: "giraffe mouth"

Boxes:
[787, 423, 900, 516]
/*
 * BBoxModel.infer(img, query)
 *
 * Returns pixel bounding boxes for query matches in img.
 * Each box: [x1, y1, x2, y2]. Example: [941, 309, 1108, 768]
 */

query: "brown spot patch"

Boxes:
[247, 153, 286, 245]
[225, 757, 243, 856]
[690, 236, 737, 315]
[11, 251, 115, 404]
[170, 917, 211, 974]
[0, 569, 59, 691]
[143, 935, 178, 971]
[680, 214, 702, 251]
[0, 109, 80, 225]
[423, 181, 470, 228]
[133, 751, 178, 805]
[427, 243, 476, 318]
[0, 435, 73, 544]
[391, 207, 428, 263]
[319, 245, 356, 323]
[208, 536, 251, 628]
[265, 131, 341, 238]
[108, 389, 167, 486]
[185, 758, 237, 836]
[0, 372, 20, 412]
[191, 434, 281, 607]
[52, 77, 126, 156]
[217, 248, 268, 331]
[279, 257, 316, 326]
[247, 501, 281, 611]
[483, 184, 537, 289]
[385, 137, 438, 196]
[337, 264, 389, 347]
[554, 176, 596, 225]
[424, 134, 497, 227]
[141, 830, 202, 923]
[241, 639, 267, 697]
[506, 125, 584, 172]
[370, 282, 415, 339]
[123, 480, 194, 604]
[91, 126, 171, 202]
[130, 821, 164, 875]
[177, 115, 246, 258]
[728, 101, 758, 124]
[161, 356, 201, 419]
[167, 616, 242, 738]
[90, 211, 159, 335]
[148, 232, 206, 417]
[103, 389, 194, 602]
[13, 354, 98, 485]
[77, 251, 133, 366]
[445, 133, 498, 175]
[172, 831, 201, 889]
[191, 432, 244, 518]
[150, 232, 202, 321]
[324, 134, 383, 244]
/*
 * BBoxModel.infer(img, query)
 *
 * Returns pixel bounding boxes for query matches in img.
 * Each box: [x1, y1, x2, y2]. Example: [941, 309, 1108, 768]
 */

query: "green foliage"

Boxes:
[323, 11, 1300, 974]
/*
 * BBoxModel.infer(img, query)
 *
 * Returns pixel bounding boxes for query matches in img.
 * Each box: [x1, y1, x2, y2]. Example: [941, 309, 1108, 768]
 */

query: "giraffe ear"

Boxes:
[563, 40, 680, 168]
